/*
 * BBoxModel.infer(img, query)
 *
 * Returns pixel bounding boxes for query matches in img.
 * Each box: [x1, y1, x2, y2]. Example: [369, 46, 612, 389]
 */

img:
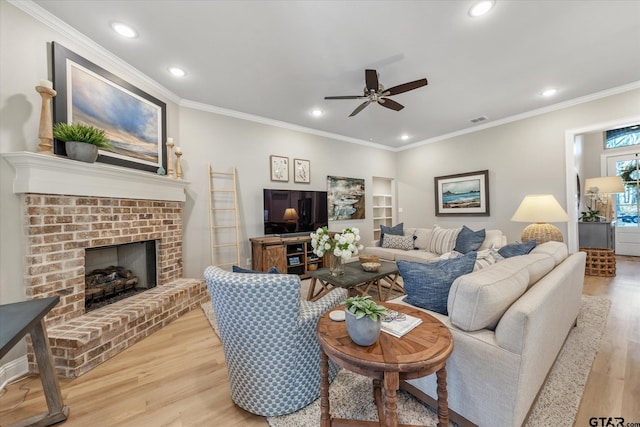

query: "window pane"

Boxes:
[616, 159, 639, 227]
[606, 125, 640, 149]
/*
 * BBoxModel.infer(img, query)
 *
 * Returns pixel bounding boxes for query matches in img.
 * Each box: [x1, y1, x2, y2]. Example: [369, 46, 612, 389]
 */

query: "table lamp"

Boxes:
[511, 194, 570, 243]
[584, 176, 624, 220]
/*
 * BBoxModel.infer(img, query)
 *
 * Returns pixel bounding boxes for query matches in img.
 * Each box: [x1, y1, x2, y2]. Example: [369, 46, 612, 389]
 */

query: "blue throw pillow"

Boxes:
[453, 225, 486, 254]
[398, 252, 477, 315]
[498, 240, 536, 258]
[232, 265, 280, 274]
[379, 223, 404, 246]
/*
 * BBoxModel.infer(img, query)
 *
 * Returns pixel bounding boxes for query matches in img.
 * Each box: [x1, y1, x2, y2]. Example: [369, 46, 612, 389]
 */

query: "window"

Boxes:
[614, 155, 639, 227]
[605, 124, 640, 149]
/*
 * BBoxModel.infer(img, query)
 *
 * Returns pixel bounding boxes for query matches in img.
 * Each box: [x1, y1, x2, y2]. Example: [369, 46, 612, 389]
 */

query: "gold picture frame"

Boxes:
[293, 158, 310, 183]
[270, 155, 289, 182]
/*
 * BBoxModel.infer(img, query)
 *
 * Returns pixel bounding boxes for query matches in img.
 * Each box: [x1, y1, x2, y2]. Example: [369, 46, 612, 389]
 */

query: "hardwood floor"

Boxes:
[1, 258, 638, 427]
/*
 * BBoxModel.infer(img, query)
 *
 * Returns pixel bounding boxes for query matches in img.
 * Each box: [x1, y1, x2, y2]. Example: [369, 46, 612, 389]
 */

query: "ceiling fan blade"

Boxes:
[325, 95, 368, 100]
[365, 69, 379, 92]
[378, 98, 404, 111]
[349, 100, 371, 117]
[382, 78, 428, 96]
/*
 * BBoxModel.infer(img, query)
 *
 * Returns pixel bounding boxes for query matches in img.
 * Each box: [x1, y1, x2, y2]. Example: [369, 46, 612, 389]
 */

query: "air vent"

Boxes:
[469, 116, 488, 123]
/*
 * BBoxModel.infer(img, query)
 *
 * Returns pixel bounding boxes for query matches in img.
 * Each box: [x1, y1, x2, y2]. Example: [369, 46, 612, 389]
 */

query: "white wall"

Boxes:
[178, 107, 395, 278]
[396, 89, 640, 243]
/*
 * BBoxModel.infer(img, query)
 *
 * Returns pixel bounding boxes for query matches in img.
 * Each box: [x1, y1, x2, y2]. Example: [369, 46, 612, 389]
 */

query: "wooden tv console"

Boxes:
[250, 235, 326, 278]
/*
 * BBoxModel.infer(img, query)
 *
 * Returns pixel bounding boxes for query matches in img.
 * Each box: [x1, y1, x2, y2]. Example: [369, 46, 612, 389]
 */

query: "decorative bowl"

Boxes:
[361, 262, 381, 272]
[359, 255, 379, 264]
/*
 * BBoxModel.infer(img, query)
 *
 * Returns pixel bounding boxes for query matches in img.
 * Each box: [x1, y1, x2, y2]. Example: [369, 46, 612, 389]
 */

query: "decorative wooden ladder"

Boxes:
[208, 165, 240, 268]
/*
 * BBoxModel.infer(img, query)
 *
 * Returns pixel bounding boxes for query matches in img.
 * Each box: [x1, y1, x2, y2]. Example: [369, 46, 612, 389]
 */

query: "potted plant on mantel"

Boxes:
[52, 122, 111, 163]
[344, 296, 388, 346]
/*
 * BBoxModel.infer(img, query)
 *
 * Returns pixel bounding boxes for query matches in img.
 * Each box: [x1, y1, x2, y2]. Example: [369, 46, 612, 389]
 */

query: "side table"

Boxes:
[317, 302, 453, 427]
[0, 296, 69, 426]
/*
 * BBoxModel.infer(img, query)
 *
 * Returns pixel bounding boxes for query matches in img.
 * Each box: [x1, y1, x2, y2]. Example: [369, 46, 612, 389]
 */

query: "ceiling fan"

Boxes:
[325, 69, 428, 117]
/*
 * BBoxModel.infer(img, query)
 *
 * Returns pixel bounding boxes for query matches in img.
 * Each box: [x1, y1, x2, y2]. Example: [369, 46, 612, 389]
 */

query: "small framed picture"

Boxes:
[294, 158, 311, 183]
[270, 155, 289, 182]
[288, 256, 300, 265]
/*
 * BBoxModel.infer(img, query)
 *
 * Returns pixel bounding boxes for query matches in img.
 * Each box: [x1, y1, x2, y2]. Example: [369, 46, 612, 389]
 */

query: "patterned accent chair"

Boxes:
[204, 266, 347, 416]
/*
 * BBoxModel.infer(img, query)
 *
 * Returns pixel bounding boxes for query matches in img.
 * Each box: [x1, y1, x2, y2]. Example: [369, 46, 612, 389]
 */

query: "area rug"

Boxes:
[200, 295, 610, 427]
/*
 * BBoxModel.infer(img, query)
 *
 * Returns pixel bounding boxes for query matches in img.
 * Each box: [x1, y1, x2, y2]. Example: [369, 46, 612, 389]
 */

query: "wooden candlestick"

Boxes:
[166, 139, 175, 178]
[175, 151, 183, 179]
[36, 85, 57, 155]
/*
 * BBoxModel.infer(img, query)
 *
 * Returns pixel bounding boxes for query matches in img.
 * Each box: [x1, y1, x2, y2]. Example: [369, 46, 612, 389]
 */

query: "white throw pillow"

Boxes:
[381, 234, 414, 251]
[428, 225, 462, 255]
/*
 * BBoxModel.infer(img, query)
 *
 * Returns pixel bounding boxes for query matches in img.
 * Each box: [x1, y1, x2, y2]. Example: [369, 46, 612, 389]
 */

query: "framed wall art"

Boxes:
[52, 42, 167, 173]
[270, 155, 289, 182]
[327, 176, 365, 220]
[293, 158, 310, 183]
[434, 170, 490, 216]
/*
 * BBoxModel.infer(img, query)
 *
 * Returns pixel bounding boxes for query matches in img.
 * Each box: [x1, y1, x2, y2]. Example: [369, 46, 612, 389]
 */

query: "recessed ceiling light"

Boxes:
[111, 22, 137, 38]
[469, 0, 495, 17]
[311, 109, 323, 117]
[401, 134, 410, 141]
[168, 67, 186, 77]
[541, 88, 558, 97]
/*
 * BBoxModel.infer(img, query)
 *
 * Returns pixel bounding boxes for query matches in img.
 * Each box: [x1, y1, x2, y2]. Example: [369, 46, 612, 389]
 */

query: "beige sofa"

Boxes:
[364, 226, 507, 263]
[389, 241, 586, 427]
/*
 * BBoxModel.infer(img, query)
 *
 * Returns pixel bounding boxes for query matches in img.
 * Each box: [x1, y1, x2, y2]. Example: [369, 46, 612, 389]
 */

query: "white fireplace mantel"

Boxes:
[3, 152, 190, 202]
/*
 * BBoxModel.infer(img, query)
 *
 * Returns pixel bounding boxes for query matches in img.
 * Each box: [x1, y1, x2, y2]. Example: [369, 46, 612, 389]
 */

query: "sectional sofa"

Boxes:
[389, 241, 586, 427]
[364, 225, 507, 263]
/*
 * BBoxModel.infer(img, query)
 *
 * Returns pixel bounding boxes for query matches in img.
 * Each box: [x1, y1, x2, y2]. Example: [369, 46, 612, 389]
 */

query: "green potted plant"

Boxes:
[579, 207, 600, 222]
[344, 296, 388, 346]
[53, 122, 111, 163]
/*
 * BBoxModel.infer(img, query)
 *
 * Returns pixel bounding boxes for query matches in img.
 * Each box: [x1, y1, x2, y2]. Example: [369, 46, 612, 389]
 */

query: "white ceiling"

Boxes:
[30, 0, 640, 149]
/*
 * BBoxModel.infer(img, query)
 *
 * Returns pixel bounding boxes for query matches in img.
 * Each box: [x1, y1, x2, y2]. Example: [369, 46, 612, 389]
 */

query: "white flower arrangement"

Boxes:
[310, 226, 364, 260]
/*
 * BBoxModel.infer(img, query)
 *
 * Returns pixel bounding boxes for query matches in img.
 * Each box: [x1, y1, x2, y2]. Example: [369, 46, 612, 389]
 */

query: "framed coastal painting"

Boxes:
[435, 170, 490, 216]
[327, 176, 365, 220]
[270, 155, 289, 181]
[52, 42, 167, 173]
[293, 158, 310, 183]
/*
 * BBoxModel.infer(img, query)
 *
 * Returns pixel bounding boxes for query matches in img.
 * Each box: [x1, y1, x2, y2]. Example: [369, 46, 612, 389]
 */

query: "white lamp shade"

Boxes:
[584, 176, 624, 195]
[511, 194, 569, 223]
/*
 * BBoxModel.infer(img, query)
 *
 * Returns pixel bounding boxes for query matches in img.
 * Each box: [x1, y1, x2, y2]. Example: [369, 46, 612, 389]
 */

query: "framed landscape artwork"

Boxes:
[435, 170, 490, 216]
[52, 42, 167, 173]
[327, 176, 365, 220]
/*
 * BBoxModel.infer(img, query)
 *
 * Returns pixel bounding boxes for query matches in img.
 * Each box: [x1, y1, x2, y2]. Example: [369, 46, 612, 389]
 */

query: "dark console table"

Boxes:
[0, 296, 69, 426]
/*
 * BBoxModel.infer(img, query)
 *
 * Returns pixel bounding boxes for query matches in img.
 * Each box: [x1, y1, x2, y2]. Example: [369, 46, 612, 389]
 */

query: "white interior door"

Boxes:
[607, 153, 640, 256]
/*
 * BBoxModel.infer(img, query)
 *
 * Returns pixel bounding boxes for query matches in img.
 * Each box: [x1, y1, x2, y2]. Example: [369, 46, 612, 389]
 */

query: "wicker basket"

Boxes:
[579, 247, 616, 277]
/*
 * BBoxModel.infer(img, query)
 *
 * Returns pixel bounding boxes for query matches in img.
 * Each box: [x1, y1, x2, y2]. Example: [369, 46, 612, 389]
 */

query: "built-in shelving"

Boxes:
[372, 177, 395, 242]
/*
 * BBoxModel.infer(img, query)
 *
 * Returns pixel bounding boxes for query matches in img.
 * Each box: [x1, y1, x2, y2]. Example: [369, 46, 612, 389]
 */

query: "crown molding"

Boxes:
[180, 99, 395, 152]
[9, 0, 182, 104]
[400, 81, 640, 151]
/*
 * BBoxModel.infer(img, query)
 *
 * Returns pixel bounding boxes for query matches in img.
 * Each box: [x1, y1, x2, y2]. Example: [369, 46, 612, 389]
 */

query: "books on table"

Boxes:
[381, 311, 422, 338]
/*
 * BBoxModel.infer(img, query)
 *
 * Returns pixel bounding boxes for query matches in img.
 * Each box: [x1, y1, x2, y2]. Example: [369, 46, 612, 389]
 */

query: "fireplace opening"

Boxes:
[85, 240, 158, 312]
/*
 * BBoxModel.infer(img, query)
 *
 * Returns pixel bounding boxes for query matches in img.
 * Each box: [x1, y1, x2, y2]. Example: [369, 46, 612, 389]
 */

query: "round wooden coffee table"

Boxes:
[317, 302, 453, 427]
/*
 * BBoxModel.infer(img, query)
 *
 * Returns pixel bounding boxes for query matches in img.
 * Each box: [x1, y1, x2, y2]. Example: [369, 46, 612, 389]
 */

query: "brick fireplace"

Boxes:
[4, 152, 209, 377]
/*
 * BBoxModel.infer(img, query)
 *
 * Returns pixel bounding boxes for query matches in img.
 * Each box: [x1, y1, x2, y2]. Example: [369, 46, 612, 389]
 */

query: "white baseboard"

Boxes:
[0, 356, 29, 390]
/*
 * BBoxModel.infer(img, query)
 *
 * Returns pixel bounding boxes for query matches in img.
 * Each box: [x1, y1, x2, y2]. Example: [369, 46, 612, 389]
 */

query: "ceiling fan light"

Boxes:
[469, 1, 495, 17]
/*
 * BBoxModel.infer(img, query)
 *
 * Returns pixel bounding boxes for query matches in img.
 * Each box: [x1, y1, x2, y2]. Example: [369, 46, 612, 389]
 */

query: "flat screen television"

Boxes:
[263, 189, 328, 235]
